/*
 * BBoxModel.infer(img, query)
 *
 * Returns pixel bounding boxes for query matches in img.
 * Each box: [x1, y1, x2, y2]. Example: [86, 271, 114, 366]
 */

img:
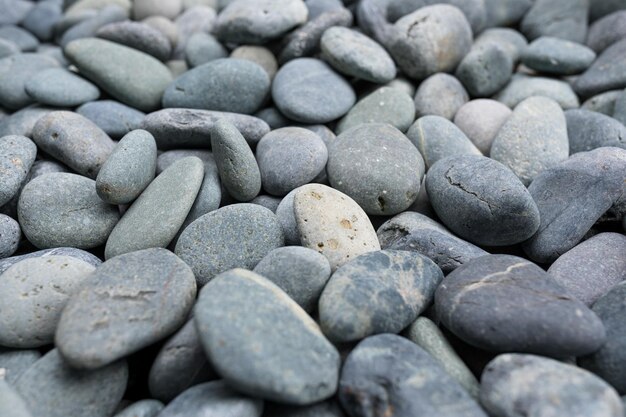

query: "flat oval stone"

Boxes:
[0, 256, 96, 348]
[56, 248, 196, 369]
[32, 111, 116, 178]
[0, 348, 40, 385]
[185, 33, 227, 67]
[272, 58, 355, 124]
[575, 39, 626, 98]
[455, 44, 513, 97]
[163, 58, 270, 114]
[320, 26, 395, 83]
[0, 247, 102, 276]
[175, 203, 284, 285]
[172, 5, 217, 58]
[339, 334, 488, 417]
[0, 135, 36, 207]
[435, 254, 606, 357]
[587, 11, 626, 53]
[15, 349, 127, 417]
[482, 354, 623, 417]
[77, 100, 146, 139]
[495, 74, 580, 109]
[256, 127, 328, 196]
[64, 37, 173, 111]
[195, 269, 340, 404]
[522, 36, 596, 75]
[96, 20, 172, 62]
[327, 123, 424, 215]
[18, 173, 120, 249]
[25, 68, 99, 107]
[319, 250, 443, 343]
[425, 155, 540, 246]
[0, 378, 32, 417]
[114, 400, 163, 417]
[96, 129, 157, 205]
[453, 99, 512, 154]
[0, 53, 59, 110]
[491, 96, 569, 186]
[521, 0, 588, 43]
[0, 26, 36, 52]
[565, 109, 626, 153]
[414, 73, 468, 120]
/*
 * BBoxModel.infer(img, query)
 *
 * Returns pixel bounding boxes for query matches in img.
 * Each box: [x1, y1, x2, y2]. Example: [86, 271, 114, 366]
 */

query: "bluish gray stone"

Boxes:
[615, 89, 626, 126]
[590, 0, 626, 21]
[575, 39, 626, 98]
[0, 377, 32, 417]
[483, 0, 532, 27]
[414, 73, 468, 120]
[59, 5, 128, 47]
[114, 400, 163, 417]
[305, 0, 343, 20]
[184, 32, 227, 67]
[456, 43, 513, 97]
[250, 195, 281, 213]
[0, 135, 36, 207]
[275, 188, 300, 245]
[0, 106, 55, 139]
[0, 247, 102, 275]
[0, 38, 19, 59]
[25, 68, 99, 107]
[0, 348, 40, 385]
[521, 0, 589, 43]
[495, 74, 580, 109]
[587, 11, 626, 53]
[582, 90, 623, 115]
[566, 109, 626, 153]
[195, 269, 339, 404]
[96, 20, 172, 62]
[387, 0, 487, 33]
[255, 107, 290, 129]
[21, 0, 62, 42]
[0, 0, 33, 26]
[453, 99, 512, 154]
[0, 53, 59, 110]
[133, 0, 181, 19]
[474, 27, 529, 64]
[76, 100, 145, 139]
[157, 149, 213, 173]
[0, 25, 38, 52]
[523, 37, 596, 75]
[173, 5, 216, 58]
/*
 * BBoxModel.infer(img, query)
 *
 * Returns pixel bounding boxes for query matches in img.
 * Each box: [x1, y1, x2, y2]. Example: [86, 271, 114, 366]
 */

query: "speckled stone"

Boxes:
[18, 173, 120, 249]
[339, 334, 488, 417]
[456, 43, 513, 98]
[114, 400, 163, 417]
[0, 377, 32, 417]
[482, 354, 623, 417]
[0, 348, 40, 384]
[587, 11, 626, 53]
[523, 37, 596, 75]
[491, 96, 569, 186]
[104, 156, 203, 259]
[96, 130, 157, 205]
[426, 155, 540, 246]
[521, 0, 589, 43]
[32, 111, 116, 178]
[0, 247, 102, 275]
[76, 100, 146, 139]
[0, 135, 36, 207]
[575, 39, 626, 98]
[566, 109, 626, 153]
[97, 20, 171, 61]
[407, 115, 481, 170]
[0, 53, 59, 110]
[414, 73, 468, 120]
[25, 68, 100, 107]
[195, 269, 339, 404]
[453, 99, 512, 154]
[436, 255, 606, 356]
[230, 46, 277, 79]
[184, 33, 227, 67]
[293, 184, 380, 271]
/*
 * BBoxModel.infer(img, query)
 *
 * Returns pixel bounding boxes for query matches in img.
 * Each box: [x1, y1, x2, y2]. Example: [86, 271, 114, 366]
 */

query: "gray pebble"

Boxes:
[21, 0, 62, 42]
[0, 135, 36, 207]
[0, 348, 40, 385]
[230, 46, 277, 79]
[250, 195, 281, 213]
[0, 53, 59, 110]
[0, 0, 33, 26]
[0, 377, 32, 417]
[574, 39, 626, 98]
[483, 0, 532, 27]
[157, 149, 213, 173]
[587, 11, 626, 53]
[255, 107, 290, 129]
[184, 33, 227, 67]
[521, 0, 589, 43]
[414, 73, 468, 120]
[474, 27, 529, 64]
[0, 38, 19, 59]
[0, 106, 54, 138]
[455, 43, 513, 97]
[495, 74, 580, 109]
[0, 247, 102, 275]
[114, 400, 163, 417]
[60, 5, 128, 47]
[453, 99, 512, 154]
[195, 269, 339, 404]
[0, 25, 38, 52]
[143, 15, 179, 49]
[96, 20, 172, 62]
[523, 37, 596, 75]
[173, 6, 216, 59]
[25, 68, 99, 107]
[77, 100, 146, 139]
[305, 0, 343, 20]
[275, 188, 300, 245]
[133, 0, 181, 20]
[566, 109, 626, 153]
[582, 90, 623, 115]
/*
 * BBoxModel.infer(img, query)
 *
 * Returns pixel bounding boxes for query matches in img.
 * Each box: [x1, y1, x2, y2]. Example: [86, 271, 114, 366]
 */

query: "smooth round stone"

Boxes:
[0, 256, 96, 349]
[76, 100, 145, 139]
[426, 155, 540, 246]
[0, 378, 32, 417]
[65, 38, 173, 111]
[185, 33, 227, 67]
[414, 73, 468, 120]
[149, 319, 216, 402]
[0, 135, 36, 207]
[163, 58, 269, 114]
[0, 53, 59, 110]
[566, 109, 626, 153]
[56, 248, 196, 369]
[0, 348, 40, 385]
[474, 27, 529, 64]
[105, 156, 203, 259]
[250, 195, 281, 213]
[18, 173, 119, 249]
[340, 334, 488, 417]
[0, 247, 102, 276]
[114, 400, 163, 417]
[293, 184, 380, 271]
[253, 246, 331, 313]
[320, 26, 395, 83]
[195, 269, 339, 404]
[378, 212, 488, 274]
[495, 74, 580, 109]
[142, 108, 270, 149]
[453, 99, 512, 154]
[272, 58, 355, 124]
[230, 45, 278, 79]
[521, 0, 588, 43]
[336, 87, 415, 134]
[436, 254, 606, 356]
[14, 349, 128, 417]
[319, 250, 442, 343]
[575, 39, 626, 98]
[455, 44, 513, 97]
[0, 38, 19, 59]
[256, 127, 327, 196]
[176, 204, 283, 285]
[482, 354, 623, 417]
[387, 0, 487, 33]
[327, 123, 424, 215]
[523, 37, 596, 75]
[387, 5, 472, 81]
[96, 21, 172, 62]
[491, 96, 569, 186]
[158, 381, 263, 417]
[582, 90, 623, 115]
[587, 11, 626, 53]
[215, 0, 308, 44]
[25, 68, 99, 107]
[0, 25, 38, 52]
[407, 115, 482, 170]
[96, 130, 157, 205]
[133, 0, 181, 19]
[266, 400, 345, 417]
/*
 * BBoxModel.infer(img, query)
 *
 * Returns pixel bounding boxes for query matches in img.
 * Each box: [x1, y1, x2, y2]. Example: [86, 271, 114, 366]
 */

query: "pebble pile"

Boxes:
[0, 0, 625, 416]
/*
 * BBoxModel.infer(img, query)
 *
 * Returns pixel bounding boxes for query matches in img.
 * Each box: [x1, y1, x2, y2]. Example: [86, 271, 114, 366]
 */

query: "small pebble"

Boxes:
[113, 400, 163, 417]
[453, 99, 512, 154]
[587, 11, 626, 53]
[574, 39, 626, 98]
[495, 74, 580, 109]
[97, 20, 171, 62]
[521, 0, 588, 43]
[0, 135, 36, 207]
[0, 53, 59, 110]
[25, 68, 99, 107]
[0, 25, 38, 52]
[76, 100, 146, 139]
[565, 108, 626, 153]
[522, 36, 596, 75]
[474, 27, 529, 63]
[184, 32, 227, 67]
[414, 73, 468, 120]
[230, 45, 278, 79]
[455, 43, 513, 97]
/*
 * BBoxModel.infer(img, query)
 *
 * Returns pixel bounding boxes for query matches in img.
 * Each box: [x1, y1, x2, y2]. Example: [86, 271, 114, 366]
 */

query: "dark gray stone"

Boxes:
[566, 109, 626, 153]
[76, 100, 145, 139]
[453, 99, 512, 154]
[0, 247, 102, 275]
[414, 73, 468, 120]
[0, 53, 59, 110]
[21, 0, 62, 42]
[195, 269, 339, 404]
[587, 11, 626, 53]
[474, 28, 529, 64]
[523, 37, 596, 75]
[575, 39, 626, 98]
[0, 348, 40, 385]
[25, 68, 100, 107]
[456, 44, 513, 98]
[436, 254, 606, 356]
[339, 334, 487, 417]
[495, 74, 580, 109]
[184, 33, 227, 67]
[0, 25, 38, 52]
[521, 0, 589, 43]
[275, 188, 300, 245]
[96, 21, 172, 62]
[0, 135, 36, 207]
[114, 400, 163, 417]
[0, 378, 32, 417]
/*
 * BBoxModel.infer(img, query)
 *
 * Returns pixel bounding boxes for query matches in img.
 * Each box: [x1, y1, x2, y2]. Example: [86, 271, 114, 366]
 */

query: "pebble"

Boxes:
[250, 195, 281, 213]
[521, 0, 589, 43]
[456, 44, 513, 97]
[230, 45, 278, 79]
[591, 0, 626, 21]
[14, 349, 128, 417]
[0, 53, 59, 110]
[522, 37, 596, 75]
[490, 96, 569, 186]
[18, 173, 120, 249]
[339, 334, 488, 417]
[0, 247, 102, 275]
[0, 135, 36, 207]
[587, 11, 626, 53]
[143, 15, 179, 48]
[320, 250, 442, 342]
[574, 39, 626, 98]
[474, 27, 529, 64]
[320, 26, 395, 83]
[548, 233, 626, 306]
[0, 0, 33, 26]
[173, 5, 216, 58]
[582, 90, 623, 115]
[481, 354, 623, 417]
[305, 0, 343, 20]
[133, 0, 181, 20]
[21, 0, 62, 42]
[266, 400, 345, 417]
[64, 0, 132, 17]
[96, 130, 157, 205]
[615, 90, 626, 125]
[406, 115, 482, 170]
[483, 0, 532, 26]
[256, 127, 327, 196]
[32, 111, 116, 178]
[273, 58, 355, 124]
[59, 5, 128, 48]
[425, 155, 540, 246]
[184, 33, 227, 67]
[414, 73, 468, 120]
[293, 184, 380, 271]
[0, 38, 19, 58]
[175, 204, 284, 285]
[25, 68, 99, 107]
[113, 400, 163, 417]
[435, 254, 606, 357]
[453, 99, 512, 154]
[96, 21, 172, 62]
[327, 123, 424, 215]
[275, 188, 300, 245]
[65, 37, 173, 111]
[0, 377, 32, 417]
[495, 74, 580, 109]
[56, 248, 196, 369]
[0, 25, 38, 52]
[0, 348, 40, 384]
[77, 100, 146, 139]
[104, 156, 203, 259]
[565, 109, 626, 153]
[163, 58, 269, 114]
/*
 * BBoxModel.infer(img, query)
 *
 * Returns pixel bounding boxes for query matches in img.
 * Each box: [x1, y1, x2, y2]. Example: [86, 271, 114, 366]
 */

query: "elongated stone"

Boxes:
[0, 135, 36, 207]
